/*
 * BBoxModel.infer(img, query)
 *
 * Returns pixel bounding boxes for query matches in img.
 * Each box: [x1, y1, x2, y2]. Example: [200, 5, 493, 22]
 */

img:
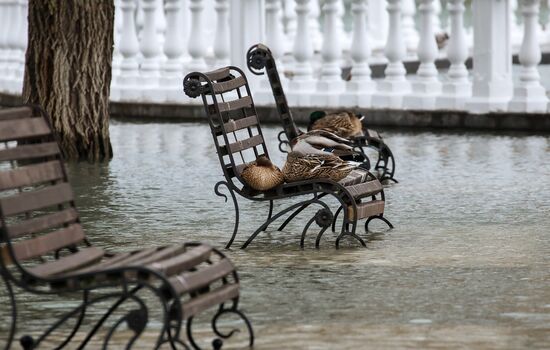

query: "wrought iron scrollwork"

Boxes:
[183, 77, 204, 98]
[277, 131, 290, 154]
[246, 45, 270, 75]
[214, 181, 240, 249]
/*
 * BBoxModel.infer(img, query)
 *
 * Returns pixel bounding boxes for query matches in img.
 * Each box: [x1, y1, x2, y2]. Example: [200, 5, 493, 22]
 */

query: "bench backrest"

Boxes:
[0, 106, 88, 279]
[183, 66, 270, 190]
[246, 44, 301, 142]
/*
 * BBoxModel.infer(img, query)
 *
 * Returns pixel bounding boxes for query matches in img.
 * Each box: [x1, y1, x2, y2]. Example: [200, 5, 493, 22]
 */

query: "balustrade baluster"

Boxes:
[266, 0, 286, 66]
[372, 0, 410, 108]
[139, 0, 162, 90]
[289, 0, 316, 106]
[342, 0, 374, 108]
[112, 0, 123, 77]
[162, 0, 186, 100]
[402, 0, 419, 54]
[509, 0, 549, 112]
[433, 0, 442, 34]
[283, 0, 297, 54]
[0, 0, 9, 90]
[368, 0, 388, 54]
[155, 0, 166, 46]
[315, 0, 344, 106]
[4, 0, 19, 91]
[213, 0, 230, 66]
[404, 0, 441, 109]
[15, 0, 27, 91]
[309, 0, 322, 52]
[436, 0, 471, 110]
[114, 0, 141, 100]
[188, 0, 207, 71]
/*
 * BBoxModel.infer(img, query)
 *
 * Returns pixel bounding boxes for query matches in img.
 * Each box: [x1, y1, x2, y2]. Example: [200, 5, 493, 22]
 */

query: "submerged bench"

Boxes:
[246, 43, 398, 183]
[183, 67, 393, 249]
[0, 106, 253, 349]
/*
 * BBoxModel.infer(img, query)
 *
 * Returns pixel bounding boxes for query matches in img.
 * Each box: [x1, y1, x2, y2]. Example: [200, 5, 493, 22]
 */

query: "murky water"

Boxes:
[1, 121, 549, 349]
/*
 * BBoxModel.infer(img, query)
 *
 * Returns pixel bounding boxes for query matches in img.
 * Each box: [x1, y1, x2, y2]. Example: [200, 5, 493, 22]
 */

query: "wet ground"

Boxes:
[1, 121, 549, 349]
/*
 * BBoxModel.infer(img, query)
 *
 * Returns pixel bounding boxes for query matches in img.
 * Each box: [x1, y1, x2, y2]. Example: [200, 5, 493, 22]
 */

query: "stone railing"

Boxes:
[1, 0, 550, 114]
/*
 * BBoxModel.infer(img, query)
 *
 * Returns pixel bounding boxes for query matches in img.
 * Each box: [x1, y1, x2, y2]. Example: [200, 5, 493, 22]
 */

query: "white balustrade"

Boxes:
[404, 0, 441, 109]
[213, 0, 230, 66]
[402, 0, 419, 54]
[372, 0, 411, 108]
[1, 0, 550, 117]
[315, 0, 344, 106]
[342, 0, 374, 108]
[289, 0, 315, 106]
[436, 0, 471, 110]
[187, 0, 207, 71]
[509, 0, 549, 112]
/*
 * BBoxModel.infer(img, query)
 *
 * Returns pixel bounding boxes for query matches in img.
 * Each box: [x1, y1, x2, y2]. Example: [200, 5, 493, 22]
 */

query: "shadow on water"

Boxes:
[1, 121, 549, 349]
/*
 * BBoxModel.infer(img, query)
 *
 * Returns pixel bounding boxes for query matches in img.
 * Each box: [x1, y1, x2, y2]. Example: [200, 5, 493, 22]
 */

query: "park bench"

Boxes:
[246, 44, 398, 183]
[0, 106, 253, 350]
[183, 66, 393, 250]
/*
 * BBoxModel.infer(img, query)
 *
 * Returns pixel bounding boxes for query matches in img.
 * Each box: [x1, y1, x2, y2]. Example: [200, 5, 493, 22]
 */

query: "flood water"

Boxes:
[1, 121, 549, 349]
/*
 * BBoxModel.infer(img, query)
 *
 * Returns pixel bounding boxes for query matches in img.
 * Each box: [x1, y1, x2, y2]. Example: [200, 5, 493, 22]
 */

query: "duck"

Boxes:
[241, 155, 284, 191]
[308, 110, 365, 138]
[282, 130, 361, 183]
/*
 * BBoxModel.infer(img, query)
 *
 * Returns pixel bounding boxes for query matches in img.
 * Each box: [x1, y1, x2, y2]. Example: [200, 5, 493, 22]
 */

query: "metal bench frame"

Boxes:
[0, 106, 253, 350]
[246, 44, 398, 183]
[183, 67, 392, 250]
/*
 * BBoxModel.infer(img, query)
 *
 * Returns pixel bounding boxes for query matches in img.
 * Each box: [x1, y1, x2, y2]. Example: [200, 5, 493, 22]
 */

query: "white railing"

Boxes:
[1, 0, 550, 114]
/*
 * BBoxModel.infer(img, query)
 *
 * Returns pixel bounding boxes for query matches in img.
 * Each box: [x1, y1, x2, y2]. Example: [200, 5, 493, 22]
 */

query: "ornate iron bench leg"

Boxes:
[335, 207, 366, 249]
[365, 215, 394, 231]
[1, 273, 16, 350]
[215, 181, 240, 249]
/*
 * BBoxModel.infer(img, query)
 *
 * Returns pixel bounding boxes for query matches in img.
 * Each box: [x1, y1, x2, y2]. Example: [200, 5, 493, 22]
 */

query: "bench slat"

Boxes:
[169, 259, 234, 295]
[27, 246, 104, 278]
[0, 160, 65, 191]
[0, 142, 60, 162]
[201, 67, 231, 82]
[215, 96, 252, 113]
[0, 117, 51, 142]
[348, 200, 385, 221]
[0, 107, 33, 121]
[148, 244, 213, 276]
[223, 134, 264, 155]
[7, 208, 79, 238]
[9, 223, 86, 261]
[0, 183, 74, 216]
[212, 76, 246, 94]
[345, 180, 382, 198]
[223, 115, 258, 133]
[182, 283, 240, 318]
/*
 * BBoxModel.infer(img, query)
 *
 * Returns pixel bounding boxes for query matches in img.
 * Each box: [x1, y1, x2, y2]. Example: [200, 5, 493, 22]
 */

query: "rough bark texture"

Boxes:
[23, 0, 114, 161]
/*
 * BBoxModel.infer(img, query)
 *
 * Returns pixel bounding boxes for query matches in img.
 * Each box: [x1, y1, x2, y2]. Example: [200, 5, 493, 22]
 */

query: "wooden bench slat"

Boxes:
[0, 117, 51, 142]
[0, 160, 65, 191]
[127, 245, 187, 267]
[169, 259, 234, 295]
[338, 170, 370, 187]
[223, 134, 264, 155]
[148, 244, 213, 276]
[0, 183, 74, 216]
[223, 115, 258, 133]
[182, 283, 240, 318]
[215, 96, 253, 113]
[201, 67, 231, 82]
[27, 247, 104, 278]
[79, 247, 159, 273]
[0, 142, 60, 162]
[345, 180, 383, 198]
[0, 107, 33, 121]
[212, 76, 246, 94]
[366, 129, 381, 140]
[9, 223, 86, 261]
[7, 208, 79, 238]
[348, 200, 385, 221]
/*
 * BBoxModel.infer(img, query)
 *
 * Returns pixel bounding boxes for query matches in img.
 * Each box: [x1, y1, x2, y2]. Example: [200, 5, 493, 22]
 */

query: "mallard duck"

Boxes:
[291, 129, 354, 155]
[283, 152, 356, 183]
[308, 111, 365, 138]
[241, 155, 284, 191]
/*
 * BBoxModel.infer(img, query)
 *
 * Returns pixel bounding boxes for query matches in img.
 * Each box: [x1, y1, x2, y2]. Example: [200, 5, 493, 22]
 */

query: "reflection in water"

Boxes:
[1, 121, 549, 349]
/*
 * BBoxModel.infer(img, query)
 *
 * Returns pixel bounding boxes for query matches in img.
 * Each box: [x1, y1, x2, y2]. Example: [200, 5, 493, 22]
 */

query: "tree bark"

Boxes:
[23, 0, 114, 161]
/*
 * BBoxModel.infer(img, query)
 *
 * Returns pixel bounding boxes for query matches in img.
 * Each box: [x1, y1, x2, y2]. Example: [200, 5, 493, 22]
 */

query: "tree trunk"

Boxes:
[23, 0, 114, 161]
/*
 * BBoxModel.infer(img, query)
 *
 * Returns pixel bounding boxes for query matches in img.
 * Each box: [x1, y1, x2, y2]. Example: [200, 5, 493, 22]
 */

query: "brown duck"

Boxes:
[308, 110, 364, 138]
[241, 155, 284, 191]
